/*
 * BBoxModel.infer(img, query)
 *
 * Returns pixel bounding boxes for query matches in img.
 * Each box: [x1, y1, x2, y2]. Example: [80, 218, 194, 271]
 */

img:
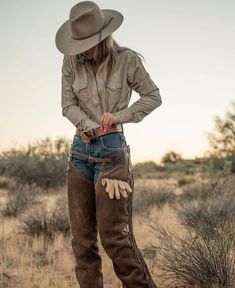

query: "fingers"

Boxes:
[119, 187, 128, 198]
[102, 178, 115, 199]
[118, 181, 125, 190]
[108, 180, 115, 199]
[114, 180, 120, 199]
[117, 180, 128, 198]
[100, 113, 109, 132]
[100, 113, 119, 132]
[123, 182, 132, 193]
[118, 180, 130, 198]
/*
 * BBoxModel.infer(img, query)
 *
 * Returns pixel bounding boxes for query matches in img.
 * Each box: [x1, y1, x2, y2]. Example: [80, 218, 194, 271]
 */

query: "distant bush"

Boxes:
[20, 197, 70, 240]
[133, 161, 164, 176]
[178, 182, 211, 203]
[206, 102, 235, 160]
[164, 159, 197, 174]
[161, 151, 182, 164]
[231, 153, 235, 173]
[1, 184, 41, 217]
[178, 157, 234, 204]
[0, 176, 11, 189]
[210, 160, 233, 191]
[177, 175, 195, 186]
[0, 137, 71, 188]
[209, 156, 229, 171]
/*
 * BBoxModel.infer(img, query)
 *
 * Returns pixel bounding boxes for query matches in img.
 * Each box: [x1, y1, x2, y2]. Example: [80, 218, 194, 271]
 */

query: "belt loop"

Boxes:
[80, 131, 90, 143]
[118, 123, 123, 133]
[88, 155, 94, 165]
[93, 128, 97, 138]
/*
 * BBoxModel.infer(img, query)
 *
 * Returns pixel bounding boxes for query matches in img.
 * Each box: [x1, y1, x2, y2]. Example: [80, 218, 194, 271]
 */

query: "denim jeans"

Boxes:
[69, 131, 128, 186]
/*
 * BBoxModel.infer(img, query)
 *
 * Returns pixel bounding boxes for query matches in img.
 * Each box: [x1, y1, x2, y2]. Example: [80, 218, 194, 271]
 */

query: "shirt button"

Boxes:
[94, 100, 99, 105]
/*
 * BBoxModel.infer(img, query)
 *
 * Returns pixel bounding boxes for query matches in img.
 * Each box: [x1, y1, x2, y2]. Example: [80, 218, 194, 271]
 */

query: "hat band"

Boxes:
[71, 16, 114, 40]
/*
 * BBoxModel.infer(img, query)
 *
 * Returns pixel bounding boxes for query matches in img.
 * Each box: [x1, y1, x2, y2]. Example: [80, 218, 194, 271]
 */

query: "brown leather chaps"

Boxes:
[66, 146, 157, 288]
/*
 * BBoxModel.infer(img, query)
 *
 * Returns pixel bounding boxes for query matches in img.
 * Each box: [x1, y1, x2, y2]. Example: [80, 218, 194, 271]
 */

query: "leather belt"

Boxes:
[76, 124, 123, 143]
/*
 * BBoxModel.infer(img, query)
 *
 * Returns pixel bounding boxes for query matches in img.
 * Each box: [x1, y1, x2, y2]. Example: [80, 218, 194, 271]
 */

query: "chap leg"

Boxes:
[67, 160, 104, 288]
[95, 148, 157, 288]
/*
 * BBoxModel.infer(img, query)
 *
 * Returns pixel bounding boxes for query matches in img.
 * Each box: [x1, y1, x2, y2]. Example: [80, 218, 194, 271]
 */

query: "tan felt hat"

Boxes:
[55, 1, 124, 55]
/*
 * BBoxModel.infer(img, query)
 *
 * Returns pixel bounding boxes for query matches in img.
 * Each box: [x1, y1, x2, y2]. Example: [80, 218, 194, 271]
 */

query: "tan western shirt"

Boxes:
[61, 48, 162, 130]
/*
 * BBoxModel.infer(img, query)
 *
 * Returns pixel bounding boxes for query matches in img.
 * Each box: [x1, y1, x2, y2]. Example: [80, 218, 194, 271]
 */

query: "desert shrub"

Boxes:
[20, 197, 70, 240]
[177, 175, 195, 186]
[178, 158, 234, 204]
[0, 176, 11, 189]
[155, 224, 235, 288]
[1, 184, 41, 217]
[206, 102, 235, 160]
[204, 158, 232, 190]
[231, 153, 235, 173]
[178, 181, 212, 204]
[133, 161, 164, 176]
[0, 137, 71, 189]
[0, 151, 68, 189]
[133, 187, 175, 216]
[210, 156, 229, 171]
[178, 192, 235, 240]
[161, 151, 182, 164]
[0, 271, 15, 288]
[178, 166, 235, 239]
[164, 159, 197, 174]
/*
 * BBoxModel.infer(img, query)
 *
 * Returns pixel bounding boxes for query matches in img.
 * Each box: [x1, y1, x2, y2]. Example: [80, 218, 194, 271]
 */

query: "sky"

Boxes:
[0, 0, 234, 164]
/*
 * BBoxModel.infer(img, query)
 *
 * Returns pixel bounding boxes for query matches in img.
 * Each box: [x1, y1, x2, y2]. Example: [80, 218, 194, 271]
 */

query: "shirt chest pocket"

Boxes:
[106, 81, 123, 106]
[72, 78, 89, 104]
[106, 81, 131, 109]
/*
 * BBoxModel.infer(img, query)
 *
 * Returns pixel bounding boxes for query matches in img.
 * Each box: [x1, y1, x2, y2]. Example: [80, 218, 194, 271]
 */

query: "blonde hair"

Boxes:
[80, 35, 145, 82]
[91, 35, 119, 81]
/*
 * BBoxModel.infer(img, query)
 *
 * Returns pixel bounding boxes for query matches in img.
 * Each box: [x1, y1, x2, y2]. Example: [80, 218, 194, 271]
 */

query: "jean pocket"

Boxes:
[100, 132, 126, 152]
[72, 134, 86, 151]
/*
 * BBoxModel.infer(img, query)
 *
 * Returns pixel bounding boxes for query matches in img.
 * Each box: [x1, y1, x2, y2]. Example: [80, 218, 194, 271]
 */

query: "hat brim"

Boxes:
[55, 9, 123, 55]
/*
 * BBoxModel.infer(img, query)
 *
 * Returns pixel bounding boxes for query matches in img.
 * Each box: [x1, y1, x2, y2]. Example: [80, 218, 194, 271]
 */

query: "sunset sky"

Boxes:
[0, 0, 234, 163]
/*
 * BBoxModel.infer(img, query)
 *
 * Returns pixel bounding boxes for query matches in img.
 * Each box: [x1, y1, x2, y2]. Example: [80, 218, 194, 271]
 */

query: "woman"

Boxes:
[55, 1, 162, 288]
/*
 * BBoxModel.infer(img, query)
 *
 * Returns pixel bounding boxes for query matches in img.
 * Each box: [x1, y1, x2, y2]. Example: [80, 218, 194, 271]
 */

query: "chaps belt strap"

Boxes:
[70, 149, 111, 164]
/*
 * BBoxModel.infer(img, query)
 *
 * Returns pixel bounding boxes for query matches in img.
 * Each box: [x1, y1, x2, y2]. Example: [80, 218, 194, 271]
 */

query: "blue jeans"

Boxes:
[69, 132, 128, 186]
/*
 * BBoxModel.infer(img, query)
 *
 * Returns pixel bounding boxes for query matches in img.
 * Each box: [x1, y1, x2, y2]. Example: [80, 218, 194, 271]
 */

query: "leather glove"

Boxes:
[101, 178, 132, 199]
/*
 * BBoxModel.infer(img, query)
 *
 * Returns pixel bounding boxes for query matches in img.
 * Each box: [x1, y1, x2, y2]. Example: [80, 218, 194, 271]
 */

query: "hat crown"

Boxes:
[69, 1, 106, 40]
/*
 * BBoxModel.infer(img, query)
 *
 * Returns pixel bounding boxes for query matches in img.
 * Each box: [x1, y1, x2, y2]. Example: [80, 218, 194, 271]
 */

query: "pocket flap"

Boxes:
[72, 79, 88, 93]
[106, 81, 122, 91]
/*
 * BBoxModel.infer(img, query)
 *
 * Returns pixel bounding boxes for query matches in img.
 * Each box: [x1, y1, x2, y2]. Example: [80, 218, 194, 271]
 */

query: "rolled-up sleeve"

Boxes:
[61, 55, 99, 130]
[114, 51, 162, 124]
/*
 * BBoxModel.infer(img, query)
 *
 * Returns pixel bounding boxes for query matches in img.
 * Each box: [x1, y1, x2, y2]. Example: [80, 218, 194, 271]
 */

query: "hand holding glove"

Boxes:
[101, 178, 132, 199]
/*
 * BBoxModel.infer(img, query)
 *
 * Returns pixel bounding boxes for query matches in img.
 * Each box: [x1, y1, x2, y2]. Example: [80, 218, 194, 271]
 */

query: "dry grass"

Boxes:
[0, 175, 179, 288]
[1, 172, 234, 287]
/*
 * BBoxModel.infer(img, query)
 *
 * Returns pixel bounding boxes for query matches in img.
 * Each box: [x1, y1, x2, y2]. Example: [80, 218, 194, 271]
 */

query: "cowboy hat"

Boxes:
[55, 1, 124, 55]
